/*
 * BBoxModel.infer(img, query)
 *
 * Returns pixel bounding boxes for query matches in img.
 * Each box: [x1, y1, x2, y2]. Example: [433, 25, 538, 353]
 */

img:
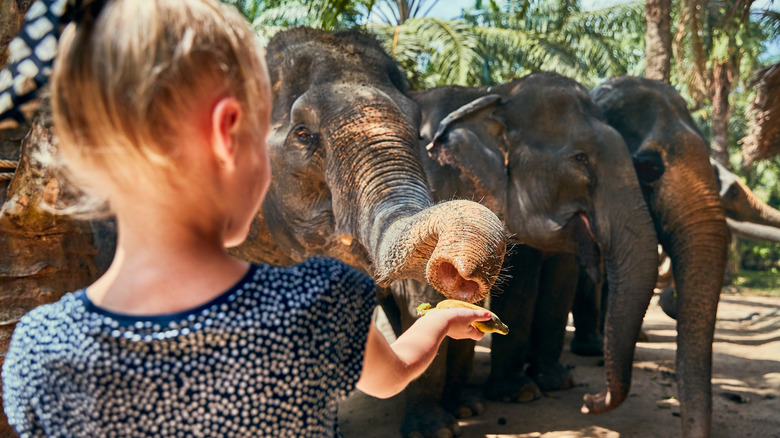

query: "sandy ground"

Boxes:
[338, 293, 780, 438]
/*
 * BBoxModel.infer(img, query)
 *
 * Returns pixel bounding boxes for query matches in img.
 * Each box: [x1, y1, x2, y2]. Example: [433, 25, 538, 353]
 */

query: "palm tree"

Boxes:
[671, 0, 771, 167]
[368, 0, 444, 24]
[463, 0, 646, 87]
[225, 0, 646, 89]
[645, 0, 672, 81]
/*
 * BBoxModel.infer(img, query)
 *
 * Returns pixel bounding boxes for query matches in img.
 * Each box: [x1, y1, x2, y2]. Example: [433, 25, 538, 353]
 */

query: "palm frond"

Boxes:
[369, 17, 482, 87]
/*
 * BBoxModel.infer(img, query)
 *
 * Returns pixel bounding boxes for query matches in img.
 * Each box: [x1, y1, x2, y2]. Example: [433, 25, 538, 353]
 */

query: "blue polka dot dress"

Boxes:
[2, 257, 376, 437]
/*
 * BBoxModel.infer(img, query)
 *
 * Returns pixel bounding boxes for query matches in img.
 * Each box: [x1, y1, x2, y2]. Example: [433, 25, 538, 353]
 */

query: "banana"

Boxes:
[416, 299, 509, 335]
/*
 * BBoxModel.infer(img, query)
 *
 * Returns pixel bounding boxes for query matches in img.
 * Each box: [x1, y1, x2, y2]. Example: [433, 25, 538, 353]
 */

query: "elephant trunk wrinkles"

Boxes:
[372, 200, 506, 302]
[665, 169, 728, 438]
[726, 218, 780, 243]
[326, 105, 506, 301]
[583, 161, 659, 415]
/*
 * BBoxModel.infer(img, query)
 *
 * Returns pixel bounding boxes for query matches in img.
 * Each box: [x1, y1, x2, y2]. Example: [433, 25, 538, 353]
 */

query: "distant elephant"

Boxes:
[226, 28, 508, 438]
[591, 76, 730, 438]
[573, 159, 780, 337]
[397, 72, 659, 436]
[713, 159, 780, 242]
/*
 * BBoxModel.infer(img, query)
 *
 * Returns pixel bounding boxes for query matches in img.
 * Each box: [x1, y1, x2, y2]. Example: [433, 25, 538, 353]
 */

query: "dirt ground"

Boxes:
[339, 293, 780, 438]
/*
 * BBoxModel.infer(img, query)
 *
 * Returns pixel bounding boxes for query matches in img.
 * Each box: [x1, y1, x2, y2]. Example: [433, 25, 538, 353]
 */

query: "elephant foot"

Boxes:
[658, 286, 678, 320]
[570, 332, 603, 357]
[401, 403, 461, 438]
[484, 374, 542, 403]
[527, 363, 574, 392]
[442, 386, 484, 419]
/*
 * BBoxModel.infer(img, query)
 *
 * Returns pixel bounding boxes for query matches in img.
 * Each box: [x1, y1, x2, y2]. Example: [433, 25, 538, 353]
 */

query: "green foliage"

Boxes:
[369, 18, 482, 87]
[731, 269, 780, 296]
[365, 0, 647, 89]
[462, 0, 646, 87]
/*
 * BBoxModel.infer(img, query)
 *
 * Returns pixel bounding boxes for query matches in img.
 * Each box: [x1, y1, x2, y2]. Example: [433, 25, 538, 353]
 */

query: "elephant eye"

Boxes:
[633, 150, 665, 183]
[292, 125, 320, 159]
[295, 126, 318, 145]
[575, 153, 588, 163]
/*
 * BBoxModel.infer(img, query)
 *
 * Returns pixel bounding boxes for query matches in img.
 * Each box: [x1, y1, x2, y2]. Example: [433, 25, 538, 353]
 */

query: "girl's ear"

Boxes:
[211, 97, 243, 171]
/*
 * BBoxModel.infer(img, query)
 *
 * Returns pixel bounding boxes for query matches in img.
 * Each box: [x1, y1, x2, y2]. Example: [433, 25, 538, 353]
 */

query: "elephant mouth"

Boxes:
[565, 211, 601, 283]
[575, 212, 596, 240]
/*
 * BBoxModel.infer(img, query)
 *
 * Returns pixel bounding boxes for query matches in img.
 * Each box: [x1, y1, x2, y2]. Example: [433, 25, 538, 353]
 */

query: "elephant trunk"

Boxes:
[371, 200, 506, 302]
[727, 218, 780, 243]
[325, 104, 506, 302]
[581, 164, 659, 414]
[731, 177, 780, 228]
[652, 159, 729, 437]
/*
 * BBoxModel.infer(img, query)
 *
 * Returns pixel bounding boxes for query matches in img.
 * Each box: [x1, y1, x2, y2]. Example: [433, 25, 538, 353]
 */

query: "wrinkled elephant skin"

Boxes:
[592, 76, 729, 438]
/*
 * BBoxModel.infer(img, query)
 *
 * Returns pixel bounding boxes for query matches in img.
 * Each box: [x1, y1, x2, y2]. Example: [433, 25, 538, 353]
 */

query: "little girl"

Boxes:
[0, 0, 491, 437]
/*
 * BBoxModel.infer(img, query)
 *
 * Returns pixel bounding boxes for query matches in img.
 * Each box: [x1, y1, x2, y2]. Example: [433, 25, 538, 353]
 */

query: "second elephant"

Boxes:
[406, 72, 659, 424]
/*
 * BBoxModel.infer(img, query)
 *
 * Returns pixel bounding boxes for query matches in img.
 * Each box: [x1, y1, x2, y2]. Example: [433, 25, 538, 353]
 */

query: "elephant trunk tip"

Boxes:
[581, 386, 627, 415]
[426, 259, 483, 302]
[426, 250, 503, 303]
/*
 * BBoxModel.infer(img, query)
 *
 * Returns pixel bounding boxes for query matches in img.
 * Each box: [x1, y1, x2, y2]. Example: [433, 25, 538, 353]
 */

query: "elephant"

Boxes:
[652, 160, 780, 319]
[391, 72, 660, 436]
[573, 158, 780, 345]
[591, 76, 730, 438]
[230, 27, 508, 299]
[225, 28, 509, 438]
[712, 159, 780, 242]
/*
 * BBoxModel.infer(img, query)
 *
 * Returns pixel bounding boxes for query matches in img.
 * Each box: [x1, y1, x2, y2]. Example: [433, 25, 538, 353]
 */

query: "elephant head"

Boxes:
[231, 28, 506, 302]
[592, 76, 729, 437]
[414, 72, 659, 407]
[712, 159, 780, 243]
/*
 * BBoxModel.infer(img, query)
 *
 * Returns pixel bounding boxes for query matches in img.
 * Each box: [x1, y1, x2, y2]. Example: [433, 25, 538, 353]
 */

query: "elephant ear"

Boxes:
[427, 94, 503, 151]
[425, 94, 507, 214]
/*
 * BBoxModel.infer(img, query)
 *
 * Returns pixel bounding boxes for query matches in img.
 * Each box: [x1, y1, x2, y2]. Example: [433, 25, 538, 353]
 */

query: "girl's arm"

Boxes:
[356, 307, 491, 399]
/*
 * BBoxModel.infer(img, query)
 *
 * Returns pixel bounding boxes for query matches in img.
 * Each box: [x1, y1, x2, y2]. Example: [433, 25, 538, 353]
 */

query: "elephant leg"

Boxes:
[526, 253, 578, 392]
[485, 245, 543, 403]
[570, 267, 604, 357]
[391, 280, 462, 438]
[377, 286, 403, 337]
[442, 338, 481, 419]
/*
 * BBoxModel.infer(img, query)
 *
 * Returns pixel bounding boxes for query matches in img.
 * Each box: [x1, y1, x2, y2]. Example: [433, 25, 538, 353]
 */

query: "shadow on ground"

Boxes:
[339, 294, 780, 438]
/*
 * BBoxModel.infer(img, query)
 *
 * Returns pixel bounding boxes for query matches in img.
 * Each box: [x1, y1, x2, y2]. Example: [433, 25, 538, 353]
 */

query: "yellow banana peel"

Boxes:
[416, 299, 509, 335]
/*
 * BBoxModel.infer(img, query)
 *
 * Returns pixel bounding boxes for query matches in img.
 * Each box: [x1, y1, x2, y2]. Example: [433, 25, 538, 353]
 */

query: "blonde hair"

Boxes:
[51, 0, 270, 213]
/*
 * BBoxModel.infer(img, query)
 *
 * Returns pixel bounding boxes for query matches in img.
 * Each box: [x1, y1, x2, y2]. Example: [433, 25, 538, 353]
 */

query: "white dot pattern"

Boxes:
[2, 258, 376, 437]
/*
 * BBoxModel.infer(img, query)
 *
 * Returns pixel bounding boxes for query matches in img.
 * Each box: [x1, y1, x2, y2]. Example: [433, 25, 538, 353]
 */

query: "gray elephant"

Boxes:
[396, 72, 659, 435]
[231, 27, 508, 300]
[227, 28, 509, 438]
[573, 159, 780, 341]
[591, 76, 730, 438]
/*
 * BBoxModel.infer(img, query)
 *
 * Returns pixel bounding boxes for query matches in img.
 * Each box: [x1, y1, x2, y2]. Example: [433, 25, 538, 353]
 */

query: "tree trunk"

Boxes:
[710, 60, 733, 168]
[645, 0, 672, 82]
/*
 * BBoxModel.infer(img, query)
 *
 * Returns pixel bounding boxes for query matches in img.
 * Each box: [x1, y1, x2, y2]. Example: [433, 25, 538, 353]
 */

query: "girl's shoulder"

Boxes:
[253, 258, 376, 321]
[6, 291, 87, 358]
[15, 292, 85, 331]
[256, 257, 375, 296]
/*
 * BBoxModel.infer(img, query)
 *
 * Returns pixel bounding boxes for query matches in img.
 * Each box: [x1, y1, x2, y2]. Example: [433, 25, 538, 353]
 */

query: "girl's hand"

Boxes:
[426, 307, 493, 341]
